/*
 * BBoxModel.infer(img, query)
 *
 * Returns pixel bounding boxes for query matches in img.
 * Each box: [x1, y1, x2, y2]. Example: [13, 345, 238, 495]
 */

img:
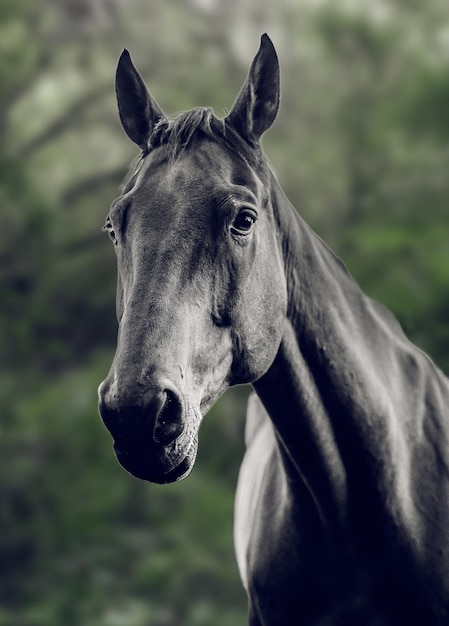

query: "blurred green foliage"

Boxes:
[1, 1, 448, 624]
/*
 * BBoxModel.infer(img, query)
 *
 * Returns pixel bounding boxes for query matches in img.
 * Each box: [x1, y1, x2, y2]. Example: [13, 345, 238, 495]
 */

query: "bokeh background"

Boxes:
[1, 0, 449, 624]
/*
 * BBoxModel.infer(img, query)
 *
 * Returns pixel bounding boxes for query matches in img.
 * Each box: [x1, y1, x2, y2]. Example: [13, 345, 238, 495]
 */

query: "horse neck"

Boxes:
[253, 172, 449, 537]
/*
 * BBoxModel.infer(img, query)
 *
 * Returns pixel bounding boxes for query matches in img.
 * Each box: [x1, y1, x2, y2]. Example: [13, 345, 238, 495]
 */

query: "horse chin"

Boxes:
[113, 437, 198, 484]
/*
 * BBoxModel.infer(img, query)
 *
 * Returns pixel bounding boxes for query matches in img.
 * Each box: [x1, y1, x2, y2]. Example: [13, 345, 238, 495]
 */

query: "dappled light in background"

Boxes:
[1, 0, 448, 624]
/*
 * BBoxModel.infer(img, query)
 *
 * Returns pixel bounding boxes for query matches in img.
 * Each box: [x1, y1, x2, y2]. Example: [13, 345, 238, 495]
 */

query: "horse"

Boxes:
[98, 35, 449, 625]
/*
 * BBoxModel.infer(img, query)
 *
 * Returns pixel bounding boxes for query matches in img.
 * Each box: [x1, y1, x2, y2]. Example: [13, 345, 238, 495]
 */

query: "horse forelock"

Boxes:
[149, 107, 267, 169]
[149, 107, 217, 155]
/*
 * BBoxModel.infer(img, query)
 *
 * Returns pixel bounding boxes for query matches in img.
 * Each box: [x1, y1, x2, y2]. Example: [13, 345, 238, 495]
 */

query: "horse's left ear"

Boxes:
[115, 49, 165, 151]
[227, 34, 280, 143]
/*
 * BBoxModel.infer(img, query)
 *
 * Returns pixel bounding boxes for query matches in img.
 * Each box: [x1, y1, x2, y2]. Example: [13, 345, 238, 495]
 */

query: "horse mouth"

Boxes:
[112, 422, 199, 484]
[114, 441, 197, 483]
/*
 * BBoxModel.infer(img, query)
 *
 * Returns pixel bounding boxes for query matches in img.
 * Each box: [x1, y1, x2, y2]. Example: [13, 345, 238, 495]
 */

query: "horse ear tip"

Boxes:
[259, 34, 278, 60]
[261, 33, 273, 48]
[118, 49, 132, 67]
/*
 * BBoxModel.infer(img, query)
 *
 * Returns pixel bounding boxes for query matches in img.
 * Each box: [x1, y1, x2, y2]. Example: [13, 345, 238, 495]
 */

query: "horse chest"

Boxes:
[236, 422, 344, 623]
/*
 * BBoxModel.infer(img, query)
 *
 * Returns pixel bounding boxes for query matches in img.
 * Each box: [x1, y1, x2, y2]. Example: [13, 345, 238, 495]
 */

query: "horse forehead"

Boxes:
[165, 143, 237, 190]
[140, 140, 258, 199]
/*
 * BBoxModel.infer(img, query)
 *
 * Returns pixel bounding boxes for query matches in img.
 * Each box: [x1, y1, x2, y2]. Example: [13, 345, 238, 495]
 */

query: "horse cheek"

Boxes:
[237, 261, 287, 383]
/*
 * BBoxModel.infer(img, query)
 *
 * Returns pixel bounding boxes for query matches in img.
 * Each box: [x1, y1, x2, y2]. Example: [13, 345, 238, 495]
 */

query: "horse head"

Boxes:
[98, 35, 287, 483]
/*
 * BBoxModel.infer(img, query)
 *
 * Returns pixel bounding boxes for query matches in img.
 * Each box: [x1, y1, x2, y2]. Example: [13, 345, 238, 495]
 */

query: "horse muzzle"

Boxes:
[98, 378, 200, 483]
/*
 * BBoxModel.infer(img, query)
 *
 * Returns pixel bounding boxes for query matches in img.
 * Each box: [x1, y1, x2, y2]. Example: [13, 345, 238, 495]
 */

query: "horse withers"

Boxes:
[98, 35, 449, 625]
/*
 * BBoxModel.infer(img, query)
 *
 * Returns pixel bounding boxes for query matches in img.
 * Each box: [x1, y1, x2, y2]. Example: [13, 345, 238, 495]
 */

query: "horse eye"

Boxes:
[103, 217, 118, 245]
[231, 209, 257, 236]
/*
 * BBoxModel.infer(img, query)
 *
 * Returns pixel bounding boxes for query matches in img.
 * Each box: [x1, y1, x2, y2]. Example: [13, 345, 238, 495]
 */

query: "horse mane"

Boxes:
[121, 107, 267, 192]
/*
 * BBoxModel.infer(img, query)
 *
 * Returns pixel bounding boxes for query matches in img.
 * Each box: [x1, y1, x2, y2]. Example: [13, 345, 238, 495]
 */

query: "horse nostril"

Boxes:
[153, 388, 185, 446]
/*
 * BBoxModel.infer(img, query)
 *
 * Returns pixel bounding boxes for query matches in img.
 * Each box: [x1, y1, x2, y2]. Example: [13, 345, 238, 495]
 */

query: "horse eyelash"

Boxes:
[102, 216, 112, 233]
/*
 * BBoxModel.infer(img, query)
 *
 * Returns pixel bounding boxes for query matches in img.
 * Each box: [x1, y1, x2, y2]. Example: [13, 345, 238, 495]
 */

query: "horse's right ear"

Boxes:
[115, 50, 165, 150]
